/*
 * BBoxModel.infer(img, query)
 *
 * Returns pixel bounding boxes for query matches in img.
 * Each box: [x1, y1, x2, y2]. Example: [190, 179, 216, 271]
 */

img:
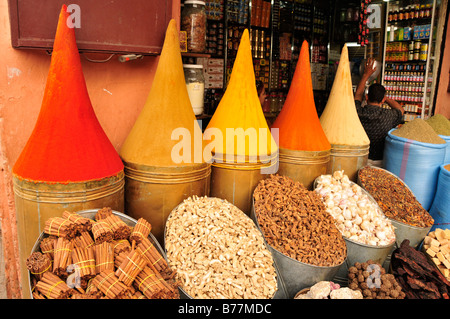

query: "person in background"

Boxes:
[354, 58, 405, 165]
[256, 80, 267, 107]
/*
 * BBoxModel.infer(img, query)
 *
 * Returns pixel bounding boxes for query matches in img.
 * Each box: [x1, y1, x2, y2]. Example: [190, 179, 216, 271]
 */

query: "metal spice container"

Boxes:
[181, 1, 207, 53]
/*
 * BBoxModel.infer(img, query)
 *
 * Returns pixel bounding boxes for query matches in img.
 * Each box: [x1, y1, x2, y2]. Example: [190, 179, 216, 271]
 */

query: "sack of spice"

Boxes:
[426, 114, 450, 163]
[384, 118, 447, 210]
[429, 164, 450, 232]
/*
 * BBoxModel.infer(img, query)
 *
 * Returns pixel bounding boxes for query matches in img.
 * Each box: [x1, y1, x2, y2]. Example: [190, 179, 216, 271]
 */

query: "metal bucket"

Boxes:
[313, 176, 395, 286]
[13, 172, 125, 299]
[356, 166, 432, 270]
[277, 148, 330, 190]
[164, 197, 288, 299]
[123, 161, 211, 245]
[250, 199, 346, 298]
[209, 153, 278, 216]
[28, 208, 165, 299]
[329, 143, 369, 182]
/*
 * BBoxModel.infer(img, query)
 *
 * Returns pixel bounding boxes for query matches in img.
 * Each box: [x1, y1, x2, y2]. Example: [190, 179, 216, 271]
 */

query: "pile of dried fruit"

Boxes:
[391, 239, 450, 299]
[164, 196, 278, 299]
[26, 208, 179, 299]
[315, 170, 396, 246]
[358, 166, 434, 228]
[347, 260, 405, 299]
[253, 174, 346, 267]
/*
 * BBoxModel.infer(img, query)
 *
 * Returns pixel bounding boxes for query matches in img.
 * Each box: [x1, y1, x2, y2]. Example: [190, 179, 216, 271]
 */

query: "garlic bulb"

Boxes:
[315, 171, 396, 246]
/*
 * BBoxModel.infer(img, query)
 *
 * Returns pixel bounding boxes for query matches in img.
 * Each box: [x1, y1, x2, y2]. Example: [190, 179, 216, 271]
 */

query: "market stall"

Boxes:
[4, 0, 450, 301]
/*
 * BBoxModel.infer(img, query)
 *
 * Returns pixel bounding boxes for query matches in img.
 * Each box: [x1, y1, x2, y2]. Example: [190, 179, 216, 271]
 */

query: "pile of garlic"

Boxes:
[314, 170, 396, 246]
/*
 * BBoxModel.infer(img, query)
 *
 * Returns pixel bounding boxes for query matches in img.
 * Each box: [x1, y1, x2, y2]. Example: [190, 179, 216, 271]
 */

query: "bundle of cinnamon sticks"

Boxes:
[28, 208, 180, 299]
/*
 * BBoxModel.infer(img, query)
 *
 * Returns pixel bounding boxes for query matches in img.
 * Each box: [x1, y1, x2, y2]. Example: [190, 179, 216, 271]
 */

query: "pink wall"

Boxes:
[0, 1, 179, 298]
[435, 12, 450, 118]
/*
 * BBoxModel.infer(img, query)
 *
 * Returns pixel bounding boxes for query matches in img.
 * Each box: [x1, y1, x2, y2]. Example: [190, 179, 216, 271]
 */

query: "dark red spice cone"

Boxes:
[13, 5, 123, 182]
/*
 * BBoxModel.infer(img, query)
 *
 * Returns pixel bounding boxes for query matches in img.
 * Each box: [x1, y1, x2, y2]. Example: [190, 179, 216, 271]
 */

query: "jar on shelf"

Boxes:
[181, 1, 207, 53]
[183, 64, 205, 115]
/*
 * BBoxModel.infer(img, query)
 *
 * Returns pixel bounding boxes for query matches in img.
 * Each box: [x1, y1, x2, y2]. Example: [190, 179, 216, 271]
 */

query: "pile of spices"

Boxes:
[120, 19, 206, 167]
[12, 5, 123, 183]
[426, 114, 450, 136]
[205, 29, 277, 159]
[29, 209, 179, 299]
[165, 196, 278, 299]
[253, 174, 347, 267]
[391, 118, 446, 144]
[358, 166, 434, 228]
[319, 44, 370, 146]
[271, 40, 330, 152]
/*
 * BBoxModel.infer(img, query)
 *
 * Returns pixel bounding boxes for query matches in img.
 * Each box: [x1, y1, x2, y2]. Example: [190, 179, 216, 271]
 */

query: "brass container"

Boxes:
[210, 153, 278, 215]
[277, 148, 331, 190]
[123, 161, 211, 245]
[13, 171, 125, 299]
[329, 144, 369, 182]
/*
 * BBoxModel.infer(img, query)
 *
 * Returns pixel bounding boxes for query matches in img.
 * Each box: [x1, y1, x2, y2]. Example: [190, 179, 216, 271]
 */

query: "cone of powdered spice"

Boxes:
[391, 118, 446, 144]
[426, 114, 450, 136]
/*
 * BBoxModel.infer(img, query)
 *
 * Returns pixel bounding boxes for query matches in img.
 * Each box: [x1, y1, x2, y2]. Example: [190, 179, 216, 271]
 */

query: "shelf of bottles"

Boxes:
[382, 0, 438, 122]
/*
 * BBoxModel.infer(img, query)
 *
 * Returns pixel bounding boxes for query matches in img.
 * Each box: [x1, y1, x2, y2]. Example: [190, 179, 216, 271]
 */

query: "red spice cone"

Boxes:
[13, 5, 123, 182]
[271, 40, 330, 152]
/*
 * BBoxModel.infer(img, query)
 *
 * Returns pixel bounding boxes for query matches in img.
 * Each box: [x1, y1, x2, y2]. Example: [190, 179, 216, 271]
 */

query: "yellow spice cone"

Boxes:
[320, 44, 369, 146]
[120, 19, 205, 167]
[206, 29, 277, 215]
[119, 19, 210, 243]
[206, 29, 277, 160]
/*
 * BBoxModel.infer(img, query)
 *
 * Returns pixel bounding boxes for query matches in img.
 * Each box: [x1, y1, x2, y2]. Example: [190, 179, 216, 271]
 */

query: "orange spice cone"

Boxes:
[12, 5, 124, 298]
[119, 19, 210, 243]
[271, 41, 330, 189]
[319, 44, 370, 181]
[272, 40, 330, 152]
[205, 29, 278, 214]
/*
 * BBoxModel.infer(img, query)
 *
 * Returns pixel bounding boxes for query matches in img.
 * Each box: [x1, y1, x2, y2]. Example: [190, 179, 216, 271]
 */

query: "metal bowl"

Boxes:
[164, 197, 288, 299]
[28, 208, 166, 298]
[251, 197, 347, 298]
[313, 175, 396, 285]
[357, 166, 432, 249]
